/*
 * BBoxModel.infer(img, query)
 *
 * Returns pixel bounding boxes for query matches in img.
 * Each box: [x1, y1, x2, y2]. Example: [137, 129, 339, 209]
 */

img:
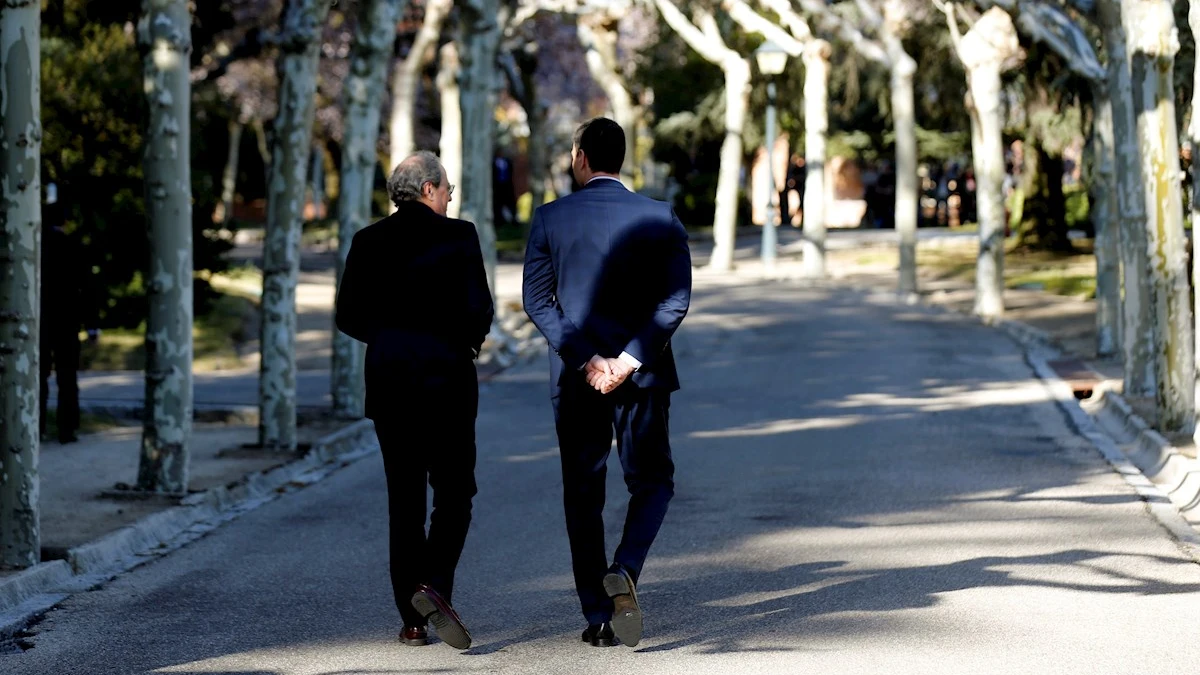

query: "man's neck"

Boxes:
[587, 173, 622, 183]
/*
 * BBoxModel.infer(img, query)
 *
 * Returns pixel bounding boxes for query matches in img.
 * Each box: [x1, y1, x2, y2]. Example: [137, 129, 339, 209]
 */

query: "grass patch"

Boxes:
[82, 271, 259, 372]
[916, 242, 1098, 299]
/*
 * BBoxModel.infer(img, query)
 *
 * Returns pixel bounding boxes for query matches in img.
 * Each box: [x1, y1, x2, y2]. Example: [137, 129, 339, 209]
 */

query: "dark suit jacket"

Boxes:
[335, 202, 494, 419]
[522, 178, 692, 395]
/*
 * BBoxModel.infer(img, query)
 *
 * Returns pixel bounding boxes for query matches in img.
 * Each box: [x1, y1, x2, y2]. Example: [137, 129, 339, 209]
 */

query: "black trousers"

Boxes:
[40, 328, 80, 441]
[372, 361, 479, 628]
[552, 381, 675, 625]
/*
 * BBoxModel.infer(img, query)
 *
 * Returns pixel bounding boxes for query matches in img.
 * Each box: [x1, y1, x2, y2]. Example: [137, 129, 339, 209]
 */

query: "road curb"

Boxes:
[0, 418, 379, 641]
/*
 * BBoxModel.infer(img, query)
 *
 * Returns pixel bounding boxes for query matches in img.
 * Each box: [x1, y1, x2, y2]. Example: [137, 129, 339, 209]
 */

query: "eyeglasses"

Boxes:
[425, 182, 454, 197]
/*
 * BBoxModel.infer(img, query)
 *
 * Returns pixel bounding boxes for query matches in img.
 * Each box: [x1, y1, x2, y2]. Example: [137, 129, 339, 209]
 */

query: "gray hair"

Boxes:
[387, 151, 444, 205]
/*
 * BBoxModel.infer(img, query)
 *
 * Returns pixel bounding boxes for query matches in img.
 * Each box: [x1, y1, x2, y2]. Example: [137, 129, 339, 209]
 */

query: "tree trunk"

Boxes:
[1088, 83, 1122, 357]
[889, 50, 919, 295]
[969, 76, 1008, 318]
[1190, 0, 1200, 442]
[308, 140, 326, 217]
[388, 0, 448, 180]
[948, 6, 1019, 319]
[220, 120, 242, 226]
[259, 0, 331, 451]
[578, 14, 638, 187]
[438, 42, 463, 220]
[711, 58, 751, 272]
[1124, 0, 1193, 432]
[0, 0, 41, 569]
[253, 118, 271, 178]
[522, 57, 547, 225]
[1097, 1, 1154, 399]
[137, 0, 193, 493]
[801, 41, 830, 279]
[458, 0, 501, 297]
[332, 0, 400, 420]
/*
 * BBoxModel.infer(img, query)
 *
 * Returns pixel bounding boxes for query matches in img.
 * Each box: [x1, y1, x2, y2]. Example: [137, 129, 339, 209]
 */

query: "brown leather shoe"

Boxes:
[604, 565, 643, 647]
[411, 584, 472, 649]
[400, 625, 429, 646]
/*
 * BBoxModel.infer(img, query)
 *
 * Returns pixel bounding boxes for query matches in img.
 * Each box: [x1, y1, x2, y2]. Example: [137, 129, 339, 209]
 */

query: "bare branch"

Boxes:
[973, 0, 1103, 81]
[723, 0, 806, 55]
[936, 0, 966, 53]
[651, 0, 740, 65]
[755, 0, 814, 41]
[853, 0, 885, 29]
[794, 0, 890, 63]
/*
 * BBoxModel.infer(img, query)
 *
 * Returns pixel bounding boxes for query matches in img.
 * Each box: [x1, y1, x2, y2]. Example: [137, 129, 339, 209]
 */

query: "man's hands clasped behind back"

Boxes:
[584, 354, 635, 395]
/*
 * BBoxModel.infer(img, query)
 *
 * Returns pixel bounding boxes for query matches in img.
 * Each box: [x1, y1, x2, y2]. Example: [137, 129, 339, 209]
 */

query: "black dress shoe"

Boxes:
[604, 564, 643, 647]
[400, 625, 429, 646]
[411, 584, 472, 649]
[582, 621, 616, 647]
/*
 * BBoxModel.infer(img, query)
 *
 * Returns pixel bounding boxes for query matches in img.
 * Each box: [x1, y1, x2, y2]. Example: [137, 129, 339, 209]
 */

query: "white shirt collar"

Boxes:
[586, 175, 625, 187]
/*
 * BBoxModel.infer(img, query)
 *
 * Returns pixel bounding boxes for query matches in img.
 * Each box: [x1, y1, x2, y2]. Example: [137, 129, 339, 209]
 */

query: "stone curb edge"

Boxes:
[825, 277, 1200, 562]
[0, 418, 380, 641]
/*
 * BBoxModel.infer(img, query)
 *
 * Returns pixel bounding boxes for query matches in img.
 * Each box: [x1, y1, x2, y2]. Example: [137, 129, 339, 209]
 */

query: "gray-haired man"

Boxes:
[336, 151, 493, 650]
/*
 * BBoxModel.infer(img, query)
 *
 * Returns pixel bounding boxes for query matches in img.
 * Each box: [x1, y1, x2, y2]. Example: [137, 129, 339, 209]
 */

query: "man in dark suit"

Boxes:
[40, 194, 97, 444]
[522, 117, 692, 648]
[335, 151, 493, 651]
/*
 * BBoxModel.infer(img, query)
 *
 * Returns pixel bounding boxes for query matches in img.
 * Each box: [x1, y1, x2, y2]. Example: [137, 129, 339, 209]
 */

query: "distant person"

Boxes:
[335, 151, 493, 650]
[39, 191, 97, 444]
[492, 155, 517, 227]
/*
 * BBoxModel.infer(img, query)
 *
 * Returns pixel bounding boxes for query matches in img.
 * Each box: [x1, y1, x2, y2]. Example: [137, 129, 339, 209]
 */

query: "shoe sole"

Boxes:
[402, 636, 430, 647]
[603, 572, 643, 647]
[411, 592, 472, 650]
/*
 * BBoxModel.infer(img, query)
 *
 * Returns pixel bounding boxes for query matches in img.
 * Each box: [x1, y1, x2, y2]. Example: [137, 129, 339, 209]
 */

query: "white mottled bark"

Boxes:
[260, 0, 331, 450]
[886, 42, 919, 295]
[137, 0, 193, 493]
[219, 120, 242, 226]
[802, 41, 830, 279]
[1123, 0, 1192, 432]
[1097, 0, 1154, 398]
[1191, 0, 1200, 442]
[578, 13, 638, 186]
[388, 0, 448, 182]
[0, 0, 41, 568]
[713, 60, 751, 272]
[333, 0, 402, 420]
[459, 0, 501, 297]
[1089, 83, 1122, 357]
[437, 42, 463, 220]
[945, 7, 1020, 319]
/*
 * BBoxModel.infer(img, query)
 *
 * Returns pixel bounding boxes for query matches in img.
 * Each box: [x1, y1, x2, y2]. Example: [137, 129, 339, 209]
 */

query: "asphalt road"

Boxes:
[16, 269, 1200, 675]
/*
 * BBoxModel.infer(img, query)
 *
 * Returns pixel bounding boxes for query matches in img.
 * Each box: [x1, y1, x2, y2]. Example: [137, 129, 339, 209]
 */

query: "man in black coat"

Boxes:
[523, 118, 692, 648]
[335, 151, 493, 650]
[40, 196, 97, 444]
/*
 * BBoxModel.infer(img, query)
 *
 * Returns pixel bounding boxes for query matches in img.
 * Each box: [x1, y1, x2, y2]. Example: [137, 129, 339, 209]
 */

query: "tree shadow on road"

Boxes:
[632, 548, 1200, 654]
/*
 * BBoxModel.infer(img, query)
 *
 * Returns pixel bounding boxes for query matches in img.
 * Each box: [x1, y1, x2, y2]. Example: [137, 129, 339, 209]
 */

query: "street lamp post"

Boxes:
[755, 41, 788, 269]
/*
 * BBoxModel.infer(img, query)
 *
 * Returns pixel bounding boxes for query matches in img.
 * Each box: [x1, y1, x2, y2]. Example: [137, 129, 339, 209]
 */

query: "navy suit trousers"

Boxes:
[552, 380, 675, 625]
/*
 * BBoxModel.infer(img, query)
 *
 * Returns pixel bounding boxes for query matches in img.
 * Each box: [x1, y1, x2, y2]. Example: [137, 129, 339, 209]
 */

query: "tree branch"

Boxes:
[853, 0, 885, 29]
[723, 0, 806, 55]
[755, 0, 814, 41]
[973, 0, 1103, 81]
[936, 0, 966, 53]
[793, 0, 890, 64]
[651, 0, 739, 65]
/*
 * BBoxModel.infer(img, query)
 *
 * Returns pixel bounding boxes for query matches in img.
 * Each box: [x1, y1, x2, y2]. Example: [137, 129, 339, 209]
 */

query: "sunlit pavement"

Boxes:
[15, 270, 1200, 675]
